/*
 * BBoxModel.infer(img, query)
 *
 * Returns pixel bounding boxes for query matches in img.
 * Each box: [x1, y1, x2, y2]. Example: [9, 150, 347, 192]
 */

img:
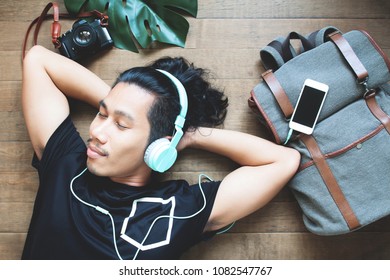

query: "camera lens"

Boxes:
[76, 30, 92, 45]
[72, 24, 96, 50]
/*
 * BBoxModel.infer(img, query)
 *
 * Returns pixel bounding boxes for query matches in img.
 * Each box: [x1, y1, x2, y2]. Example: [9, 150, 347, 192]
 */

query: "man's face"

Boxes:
[87, 82, 155, 182]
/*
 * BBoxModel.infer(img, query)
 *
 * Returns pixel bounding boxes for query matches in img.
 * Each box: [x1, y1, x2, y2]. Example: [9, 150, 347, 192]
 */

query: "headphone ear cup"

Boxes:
[144, 138, 178, 173]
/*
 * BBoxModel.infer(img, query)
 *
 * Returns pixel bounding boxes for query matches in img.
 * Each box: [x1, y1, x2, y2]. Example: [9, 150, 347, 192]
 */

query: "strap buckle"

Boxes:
[359, 77, 377, 99]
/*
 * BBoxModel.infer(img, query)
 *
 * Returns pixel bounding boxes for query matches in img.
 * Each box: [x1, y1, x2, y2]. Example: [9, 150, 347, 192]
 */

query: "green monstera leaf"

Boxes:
[64, 0, 198, 53]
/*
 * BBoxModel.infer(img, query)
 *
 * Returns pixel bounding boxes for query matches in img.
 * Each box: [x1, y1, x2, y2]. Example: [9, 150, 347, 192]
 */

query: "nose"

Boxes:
[90, 116, 109, 144]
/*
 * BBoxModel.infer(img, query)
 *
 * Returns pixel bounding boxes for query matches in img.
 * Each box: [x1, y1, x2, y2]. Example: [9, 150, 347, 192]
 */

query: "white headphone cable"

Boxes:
[70, 168, 211, 260]
[70, 168, 124, 260]
[132, 173, 210, 260]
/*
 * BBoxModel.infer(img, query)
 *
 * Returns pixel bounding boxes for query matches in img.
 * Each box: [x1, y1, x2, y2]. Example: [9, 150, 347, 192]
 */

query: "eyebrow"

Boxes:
[99, 100, 134, 122]
[99, 100, 107, 110]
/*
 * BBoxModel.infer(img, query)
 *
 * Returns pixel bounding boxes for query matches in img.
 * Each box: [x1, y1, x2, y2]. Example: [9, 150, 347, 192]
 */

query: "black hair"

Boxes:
[113, 57, 228, 144]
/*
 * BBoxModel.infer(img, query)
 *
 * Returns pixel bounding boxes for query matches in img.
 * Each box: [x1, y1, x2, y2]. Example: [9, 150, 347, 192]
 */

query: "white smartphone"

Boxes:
[289, 79, 329, 135]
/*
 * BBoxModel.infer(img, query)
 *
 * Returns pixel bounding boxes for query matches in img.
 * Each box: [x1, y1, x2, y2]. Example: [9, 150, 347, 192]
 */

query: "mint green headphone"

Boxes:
[143, 69, 188, 173]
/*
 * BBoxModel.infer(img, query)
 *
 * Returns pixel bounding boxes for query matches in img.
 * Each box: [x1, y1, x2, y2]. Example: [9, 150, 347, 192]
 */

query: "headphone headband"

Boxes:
[156, 69, 188, 125]
[144, 69, 188, 172]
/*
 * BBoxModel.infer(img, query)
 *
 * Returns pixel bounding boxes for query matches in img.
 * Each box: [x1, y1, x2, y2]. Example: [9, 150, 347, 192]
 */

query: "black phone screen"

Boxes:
[291, 86, 326, 127]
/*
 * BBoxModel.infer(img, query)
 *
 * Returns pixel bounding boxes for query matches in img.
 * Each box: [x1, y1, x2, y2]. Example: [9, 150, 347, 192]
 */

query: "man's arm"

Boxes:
[177, 127, 301, 232]
[22, 46, 111, 160]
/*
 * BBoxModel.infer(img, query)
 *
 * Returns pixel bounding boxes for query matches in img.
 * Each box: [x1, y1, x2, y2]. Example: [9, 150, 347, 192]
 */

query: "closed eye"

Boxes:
[97, 111, 108, 119]
[116, 122, 129, 130]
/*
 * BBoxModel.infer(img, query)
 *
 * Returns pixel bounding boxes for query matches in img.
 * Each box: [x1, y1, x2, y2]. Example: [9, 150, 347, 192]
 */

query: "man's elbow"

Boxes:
[284, 148, 301, 177]
[23, 45, 47, 65]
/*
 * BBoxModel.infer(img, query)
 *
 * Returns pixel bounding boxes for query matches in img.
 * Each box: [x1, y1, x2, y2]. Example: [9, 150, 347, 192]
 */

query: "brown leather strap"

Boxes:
[23, 3, 51, 59]
[328, 31, 369, 84]
[22, 2, 109, 61]
[300, 134, 361, 231]
[261, 70, 294, 119]
[23, 2, 66, 60]
[366, 95, 390, 134]
[34, 2, 61, 47]
[360, 30, 390, 72]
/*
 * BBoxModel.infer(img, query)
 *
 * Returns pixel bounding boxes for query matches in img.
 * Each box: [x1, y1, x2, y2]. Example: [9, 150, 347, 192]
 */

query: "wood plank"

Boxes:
[0, 142, 35, 172]
[230, 202, 307, 233]
[181, 232, 390, 259]
[5, 45, 389, 83]
[0, 81, 22, 111]
[0, 111, 28, 141]
[0, 172, 38, 203]
[197, 0, 390, 19]
[2, 218, 390, 260]
[0, 1, 68, 22]
[232, 203, 390, 233]
[3, 231, 390, 260]
[0, 233, 26, 260]
[1, 0, 388, 22]
[12, 46, 389, 83]
[1, 220, 390, 260]
[186, 19, 390, 50]
[5, 17, 390, 52]
[0, 203, 33, 233]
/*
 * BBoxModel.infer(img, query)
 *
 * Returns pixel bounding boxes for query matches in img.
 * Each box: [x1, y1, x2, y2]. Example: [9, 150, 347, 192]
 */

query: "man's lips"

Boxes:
[87, 144, 108, 159]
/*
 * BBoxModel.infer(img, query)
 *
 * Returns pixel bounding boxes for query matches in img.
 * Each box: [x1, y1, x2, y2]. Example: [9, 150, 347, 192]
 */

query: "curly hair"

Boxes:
[113, 57, 228, 144]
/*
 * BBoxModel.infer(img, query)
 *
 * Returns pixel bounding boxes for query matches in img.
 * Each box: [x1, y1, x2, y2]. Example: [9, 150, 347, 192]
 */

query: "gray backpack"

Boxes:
[249, 27, 390, 235]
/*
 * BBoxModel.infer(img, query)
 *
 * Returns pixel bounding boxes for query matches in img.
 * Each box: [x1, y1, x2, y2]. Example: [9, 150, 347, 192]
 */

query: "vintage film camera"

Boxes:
[58, 18, 114, 61]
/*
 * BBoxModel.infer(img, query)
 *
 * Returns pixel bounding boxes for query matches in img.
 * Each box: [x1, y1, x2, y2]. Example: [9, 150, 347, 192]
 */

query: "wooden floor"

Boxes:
[1, 0, 389, 260]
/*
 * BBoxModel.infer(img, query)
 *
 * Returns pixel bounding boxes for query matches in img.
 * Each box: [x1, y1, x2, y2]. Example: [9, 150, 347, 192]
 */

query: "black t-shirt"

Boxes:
[22, 116, 220, 260]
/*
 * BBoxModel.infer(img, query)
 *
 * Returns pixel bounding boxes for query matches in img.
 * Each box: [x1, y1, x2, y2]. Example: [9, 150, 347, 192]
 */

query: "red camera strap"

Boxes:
[22, 2, 109, 60]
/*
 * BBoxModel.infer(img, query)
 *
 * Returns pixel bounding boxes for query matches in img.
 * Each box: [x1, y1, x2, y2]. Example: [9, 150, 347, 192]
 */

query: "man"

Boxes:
[21, 45, 300, 259]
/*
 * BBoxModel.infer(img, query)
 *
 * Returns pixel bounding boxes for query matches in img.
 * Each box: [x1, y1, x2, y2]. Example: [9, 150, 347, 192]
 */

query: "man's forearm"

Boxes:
[186, 127, 293, 167]
[25, 45, 110, 108]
